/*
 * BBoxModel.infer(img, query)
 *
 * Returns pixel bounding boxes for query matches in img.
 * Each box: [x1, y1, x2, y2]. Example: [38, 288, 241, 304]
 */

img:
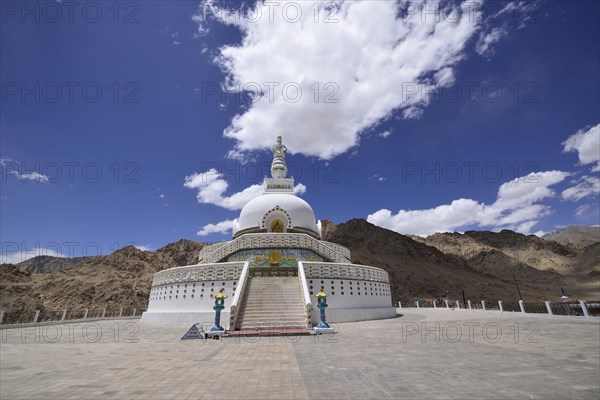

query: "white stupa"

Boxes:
[142, 137, 396, 328]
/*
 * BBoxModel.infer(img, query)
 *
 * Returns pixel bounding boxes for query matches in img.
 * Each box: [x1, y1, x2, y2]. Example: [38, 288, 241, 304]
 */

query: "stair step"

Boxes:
[236, 276, 307, 330]
[239, 312, 305, 318]
[239, 320, 306, 326]
[244, 299, 304, 307]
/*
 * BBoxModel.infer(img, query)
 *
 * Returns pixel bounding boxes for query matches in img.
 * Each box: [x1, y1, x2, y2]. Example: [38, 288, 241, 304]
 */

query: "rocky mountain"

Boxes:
[0, 240, 205, 313]
[1, 224, 597, 314]
[413, 229, 599, 277]
[543, 225, 600, 248]
[412, 230, 580, 274]
[0, 264, 43, 311]
[322, 219, 576, 304]
[16, 255, 97, 274]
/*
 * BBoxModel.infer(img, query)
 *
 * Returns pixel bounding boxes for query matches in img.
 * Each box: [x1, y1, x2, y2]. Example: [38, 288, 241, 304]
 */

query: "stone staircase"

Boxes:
[235, 276, 307, 330]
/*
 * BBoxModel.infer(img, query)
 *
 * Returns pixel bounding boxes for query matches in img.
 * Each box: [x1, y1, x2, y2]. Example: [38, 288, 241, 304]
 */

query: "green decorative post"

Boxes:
[211, 289, 228, 333]
[315, 289, 333, 334]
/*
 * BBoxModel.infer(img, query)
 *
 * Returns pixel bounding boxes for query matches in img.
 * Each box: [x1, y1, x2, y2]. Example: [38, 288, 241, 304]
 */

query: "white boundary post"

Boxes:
[101, 309, 106, 318]
[398, 301, 402, 308]
[416, 301, 420, 309]
[61, 309, 67, 321]
[33, 310, 40, 323]
[498, 301, 503, 312]
[433, 300, 437, 308]
[481, 301, 486, 310]
[468, 300, 472, 310]
[518, 300, 525, 313]
[445, 300, 450, 309]
[456, 300, 460, 309]
[0, 310, 4, 324]
[545, 301, 553, 315]
[579, 300, 590, 317]
[83, 308, 88, 319]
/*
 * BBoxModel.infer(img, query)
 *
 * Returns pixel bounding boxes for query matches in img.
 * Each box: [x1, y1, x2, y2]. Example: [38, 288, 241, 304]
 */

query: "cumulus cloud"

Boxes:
[194, 0, 517, 159]
[563, 123, 600, 171]
[184, 168, 306, 210]
[367, 170, 569, 236]
[134, 245, 152, 252]
[1, 247, 66, 264]
[561, 175, 600, 202]
[8, 170, 49, 183]
[197, 219, 235, 236]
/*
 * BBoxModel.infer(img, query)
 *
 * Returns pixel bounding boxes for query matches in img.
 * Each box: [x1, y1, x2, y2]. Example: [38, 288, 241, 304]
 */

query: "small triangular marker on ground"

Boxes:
[181, 323, 206, 340]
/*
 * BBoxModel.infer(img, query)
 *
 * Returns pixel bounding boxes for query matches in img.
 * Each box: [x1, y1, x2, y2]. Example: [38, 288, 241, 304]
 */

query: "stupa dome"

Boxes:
[233, 192, 320, 238]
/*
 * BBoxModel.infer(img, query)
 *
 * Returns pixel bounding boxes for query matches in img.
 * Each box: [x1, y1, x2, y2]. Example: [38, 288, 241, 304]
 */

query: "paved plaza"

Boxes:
[1, 309, 598, 399]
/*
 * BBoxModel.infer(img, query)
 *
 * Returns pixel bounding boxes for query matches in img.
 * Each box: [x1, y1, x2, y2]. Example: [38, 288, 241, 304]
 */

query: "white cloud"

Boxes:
[575, 204, 592, 217]
[475, 26, 508, 58]
[197, 219, 235, 236]
[367, 171, 569, 236]
[563, 123, 600, 170]
[184, 168, 307, 210]
[370, 174, 386, 182]
[1, 248, 66, 264]
[1, 157, 50, 183]
[8, 170, 49, 183]
[0, 157, 15, 166]
[379, 131, 391, 139]
[134, 245, 152, 252]
[195, 0, 496, 159]
[561, 175, 600, 202]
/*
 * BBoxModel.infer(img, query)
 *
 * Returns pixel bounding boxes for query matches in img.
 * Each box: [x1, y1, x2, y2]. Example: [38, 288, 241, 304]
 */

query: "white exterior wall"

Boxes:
[305, 277, 394, 324]
[146, 279, 238, 312]
[143, 258, 396, 326]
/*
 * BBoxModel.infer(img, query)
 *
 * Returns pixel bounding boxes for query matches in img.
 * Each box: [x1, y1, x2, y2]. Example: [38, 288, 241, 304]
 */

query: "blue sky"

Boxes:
[1, 0, 599, 262]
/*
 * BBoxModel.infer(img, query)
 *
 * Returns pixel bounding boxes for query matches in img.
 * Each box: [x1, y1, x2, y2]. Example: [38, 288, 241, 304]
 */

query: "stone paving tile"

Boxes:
[0, 310, 598, 399]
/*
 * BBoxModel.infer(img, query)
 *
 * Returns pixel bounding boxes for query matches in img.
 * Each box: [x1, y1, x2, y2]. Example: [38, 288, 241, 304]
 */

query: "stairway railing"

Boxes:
[298, 261, 313, 329]
[229, 260, 250, 330]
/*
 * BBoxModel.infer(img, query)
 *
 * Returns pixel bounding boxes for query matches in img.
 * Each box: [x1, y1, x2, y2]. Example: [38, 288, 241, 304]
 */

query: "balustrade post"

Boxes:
[579, 300, 590, 317]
